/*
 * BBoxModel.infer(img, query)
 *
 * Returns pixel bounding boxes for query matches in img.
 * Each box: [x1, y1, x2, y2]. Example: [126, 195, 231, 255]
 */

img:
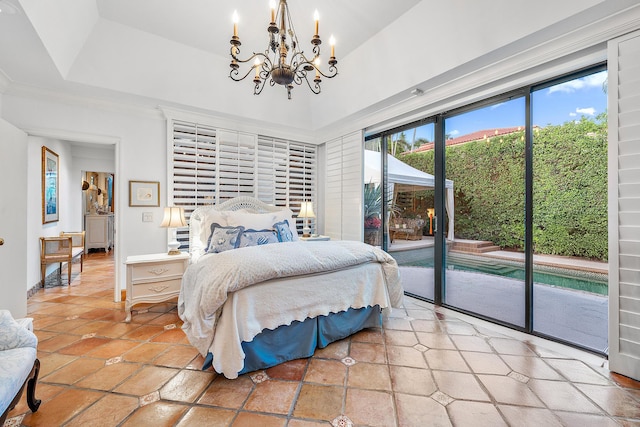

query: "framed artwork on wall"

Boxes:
[42, 146, 59, 224]
[129, 180, 160, 207]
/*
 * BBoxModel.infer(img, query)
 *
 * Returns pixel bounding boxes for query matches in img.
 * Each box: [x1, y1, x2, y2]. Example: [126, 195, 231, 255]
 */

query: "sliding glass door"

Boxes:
[442, 97, 527, 327]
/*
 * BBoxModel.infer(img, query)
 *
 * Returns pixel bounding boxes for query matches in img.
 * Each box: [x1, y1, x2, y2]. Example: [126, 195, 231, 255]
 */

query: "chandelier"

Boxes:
[229, 0, 338, 100]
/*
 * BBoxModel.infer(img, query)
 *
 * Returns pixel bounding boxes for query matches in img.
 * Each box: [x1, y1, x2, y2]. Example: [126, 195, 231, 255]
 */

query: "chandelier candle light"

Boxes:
[229, 0, 338, 99]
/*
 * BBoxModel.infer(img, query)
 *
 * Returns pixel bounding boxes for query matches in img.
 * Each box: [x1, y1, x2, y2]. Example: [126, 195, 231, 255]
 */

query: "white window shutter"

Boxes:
[608, 29, 640, 381]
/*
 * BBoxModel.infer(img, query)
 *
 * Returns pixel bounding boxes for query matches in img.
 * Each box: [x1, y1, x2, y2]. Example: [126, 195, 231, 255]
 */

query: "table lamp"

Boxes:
[160, 206, 187, 255]
[298, 202, 316, 237]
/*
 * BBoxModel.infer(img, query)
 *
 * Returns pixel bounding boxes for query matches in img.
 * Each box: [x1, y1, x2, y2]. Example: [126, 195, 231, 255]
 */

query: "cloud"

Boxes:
[548, 72, 607, 94]
[569, 112, 577, 117]
[448, 130, 460, 137]
[576, 107, 596, 116]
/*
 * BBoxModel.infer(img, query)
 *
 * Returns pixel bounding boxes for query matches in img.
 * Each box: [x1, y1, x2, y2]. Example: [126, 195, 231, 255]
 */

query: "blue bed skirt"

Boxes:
[203, 305, 382, 375]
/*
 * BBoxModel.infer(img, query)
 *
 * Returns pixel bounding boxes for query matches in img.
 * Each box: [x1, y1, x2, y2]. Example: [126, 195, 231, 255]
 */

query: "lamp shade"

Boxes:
[298, 202, 316, 219]
[160, 207, 187, 228]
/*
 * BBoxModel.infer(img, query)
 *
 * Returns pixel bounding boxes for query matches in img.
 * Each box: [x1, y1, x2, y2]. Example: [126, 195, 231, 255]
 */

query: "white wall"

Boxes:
[3, 93, 167, 294]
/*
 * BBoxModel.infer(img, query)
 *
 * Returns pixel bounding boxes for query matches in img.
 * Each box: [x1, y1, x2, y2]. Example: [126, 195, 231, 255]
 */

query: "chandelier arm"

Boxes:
[300, 73, 321, 94]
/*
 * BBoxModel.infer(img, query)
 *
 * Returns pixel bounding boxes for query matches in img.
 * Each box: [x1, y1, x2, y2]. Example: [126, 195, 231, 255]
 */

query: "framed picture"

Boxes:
[129, 181, 160, 207]
[42, 146, 59, 224]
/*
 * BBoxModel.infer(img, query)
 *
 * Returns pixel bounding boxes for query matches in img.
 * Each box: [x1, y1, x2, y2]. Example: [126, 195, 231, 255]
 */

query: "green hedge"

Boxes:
[400, 115, 608, 260]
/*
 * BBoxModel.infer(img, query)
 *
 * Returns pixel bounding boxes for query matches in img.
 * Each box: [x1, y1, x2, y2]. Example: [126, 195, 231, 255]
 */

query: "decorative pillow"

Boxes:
[206, 223, 244, 253]
[238, 229, 279, 248]
[229, 209, 299, 242]
[273, 220, 294, 242]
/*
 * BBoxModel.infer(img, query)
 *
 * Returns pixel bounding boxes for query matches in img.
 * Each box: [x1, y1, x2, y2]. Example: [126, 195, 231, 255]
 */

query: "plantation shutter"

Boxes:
[608, 29, 640, 381]
[216, 130, 256, 201]
[324, 130, 364, 241]
[169, 120, 318, 248]
[171, 121, 217, 246]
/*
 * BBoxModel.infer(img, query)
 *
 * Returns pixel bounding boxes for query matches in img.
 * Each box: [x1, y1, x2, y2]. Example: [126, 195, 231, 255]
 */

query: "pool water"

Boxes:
[404, 253, 608, 296]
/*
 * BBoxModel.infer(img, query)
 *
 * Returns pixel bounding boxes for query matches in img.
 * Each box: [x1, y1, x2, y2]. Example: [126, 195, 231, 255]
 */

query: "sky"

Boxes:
[408, 70, 608, 143]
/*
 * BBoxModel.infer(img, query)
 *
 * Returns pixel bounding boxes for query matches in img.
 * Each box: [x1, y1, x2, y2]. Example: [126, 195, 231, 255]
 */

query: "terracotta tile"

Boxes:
[146, 311, 181, 326]
[350, 341, 387, 364]
[287, 420, 330, 427]
[150, 328, 190, 344]
[86, 339, 139, 359]
[37, 333, 80, 353]
[304, 358, 346, 385]
[432, 371, 490, 401]
[266, 358, 308, 381]
[122, 342, 171, 363]
[488, 337, 537, 356]
[176, 406, 236, 427]
[243, 380, 298, 414]
[546, 359, 611, 385]
[21, 388, 104, 426]
[121, 324, 166, 341]
[6, 383, 66, 418]
[93, 321, 140, 338]
[528, 378, 603, 413]
[448, 400, 507, 427]
[415, 332, 456, 349]
[390, 365, 437, 396]
[395, 393, 451, 427]
[610, 372, 640, 390]
[313, 339, 349, 359]
[42, 357, 105, 385]
[498, 405, 563, 427]
[113, 365, 179, 396]
[477, 374, 544, 406]
[411, 320, 442, 333]
[449, 334, 493, 352]
[37, 352, 77, 377]
[232, 412, 286, 427]
[555, 411, 620, 427]
[351, 327, 384, 344]
[500, 355, 563, 380]
[345, 388, 395, 427]
[120, 401, 188, 427]
[77, 307, 117, 320]
[67, 320, 112, 335]
[160, 369, 213, 402]
[439, 320, 477, 335]
[576, 384, 640, 419]
[347, 362, 391, 391]
[58, 336, 111, 356]
[75, 361, 141, 391]
[64, 393, 139, 427]
[293, 384, 343, 420]
[424, 349, 470, 372]
[386, 345, 428, 368]
[384, 329, 418, 346]
[383, 317, 413, 330]
[405, 309, 436, 320]
[462, 351, 511, 375]
[198, 375, 253, 409]
[153, 345, 200, 368]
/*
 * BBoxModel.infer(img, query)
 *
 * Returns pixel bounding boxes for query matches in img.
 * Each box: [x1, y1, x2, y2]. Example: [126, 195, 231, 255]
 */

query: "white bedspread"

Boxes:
[178, 240, 403, 357]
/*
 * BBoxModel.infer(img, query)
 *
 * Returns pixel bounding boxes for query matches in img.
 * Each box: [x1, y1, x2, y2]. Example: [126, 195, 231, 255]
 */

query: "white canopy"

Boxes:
[364, 150, 455, 240]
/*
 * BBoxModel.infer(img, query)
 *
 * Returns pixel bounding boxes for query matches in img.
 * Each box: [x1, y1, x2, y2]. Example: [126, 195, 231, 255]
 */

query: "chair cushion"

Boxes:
[0, 310, 37, 351]
[0, 347, 36, 414]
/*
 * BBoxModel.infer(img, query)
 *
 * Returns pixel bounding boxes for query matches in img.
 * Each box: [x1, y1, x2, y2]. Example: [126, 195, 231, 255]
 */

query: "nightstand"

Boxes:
[124, 252, 189, 322]
[299, 235, 330, 241]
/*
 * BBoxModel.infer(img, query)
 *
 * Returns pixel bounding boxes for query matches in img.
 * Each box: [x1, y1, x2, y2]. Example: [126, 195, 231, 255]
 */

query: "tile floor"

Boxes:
[5, 251, 640, 427]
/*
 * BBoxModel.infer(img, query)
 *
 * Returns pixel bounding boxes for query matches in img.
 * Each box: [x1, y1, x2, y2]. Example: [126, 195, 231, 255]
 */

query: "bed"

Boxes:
[177, 196, 403, 379]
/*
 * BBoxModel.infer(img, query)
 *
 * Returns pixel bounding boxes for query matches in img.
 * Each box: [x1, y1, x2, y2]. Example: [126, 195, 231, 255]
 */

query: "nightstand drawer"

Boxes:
[129, 261, 184, 283]
[130, 277, 182, 299]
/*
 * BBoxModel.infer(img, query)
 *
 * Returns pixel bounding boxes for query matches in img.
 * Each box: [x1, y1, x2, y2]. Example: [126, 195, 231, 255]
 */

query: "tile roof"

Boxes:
[407, 126, 525, 154]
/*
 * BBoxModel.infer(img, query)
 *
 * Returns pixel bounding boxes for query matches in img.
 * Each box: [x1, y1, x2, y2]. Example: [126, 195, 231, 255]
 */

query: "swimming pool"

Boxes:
[403, 252, 608, 296]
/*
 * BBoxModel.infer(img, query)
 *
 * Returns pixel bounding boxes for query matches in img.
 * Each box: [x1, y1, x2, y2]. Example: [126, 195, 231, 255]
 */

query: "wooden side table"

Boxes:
[124, 252, 189, 322]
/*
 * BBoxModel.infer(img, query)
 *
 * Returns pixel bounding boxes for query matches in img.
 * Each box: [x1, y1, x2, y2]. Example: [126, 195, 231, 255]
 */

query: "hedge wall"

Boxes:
[400, 115, 608, 261]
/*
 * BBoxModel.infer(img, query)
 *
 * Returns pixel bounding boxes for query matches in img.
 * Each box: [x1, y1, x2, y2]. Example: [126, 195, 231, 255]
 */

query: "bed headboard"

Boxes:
[189, 196, 298, 260]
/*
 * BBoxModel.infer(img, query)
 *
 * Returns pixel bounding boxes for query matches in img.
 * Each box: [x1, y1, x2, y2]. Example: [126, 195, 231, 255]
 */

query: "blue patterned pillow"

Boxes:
[273, 220, 294, 242]
[207, 223, 244, 253]
[239, 229, 279, 248]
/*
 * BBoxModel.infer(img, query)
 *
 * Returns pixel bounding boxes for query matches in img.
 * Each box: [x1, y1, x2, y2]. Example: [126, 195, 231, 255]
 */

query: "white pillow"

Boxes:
[227, 209, 299, 241]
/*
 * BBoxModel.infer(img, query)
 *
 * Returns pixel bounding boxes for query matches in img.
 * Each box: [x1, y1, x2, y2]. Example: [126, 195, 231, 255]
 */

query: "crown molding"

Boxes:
[23, 127, 120, 145]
